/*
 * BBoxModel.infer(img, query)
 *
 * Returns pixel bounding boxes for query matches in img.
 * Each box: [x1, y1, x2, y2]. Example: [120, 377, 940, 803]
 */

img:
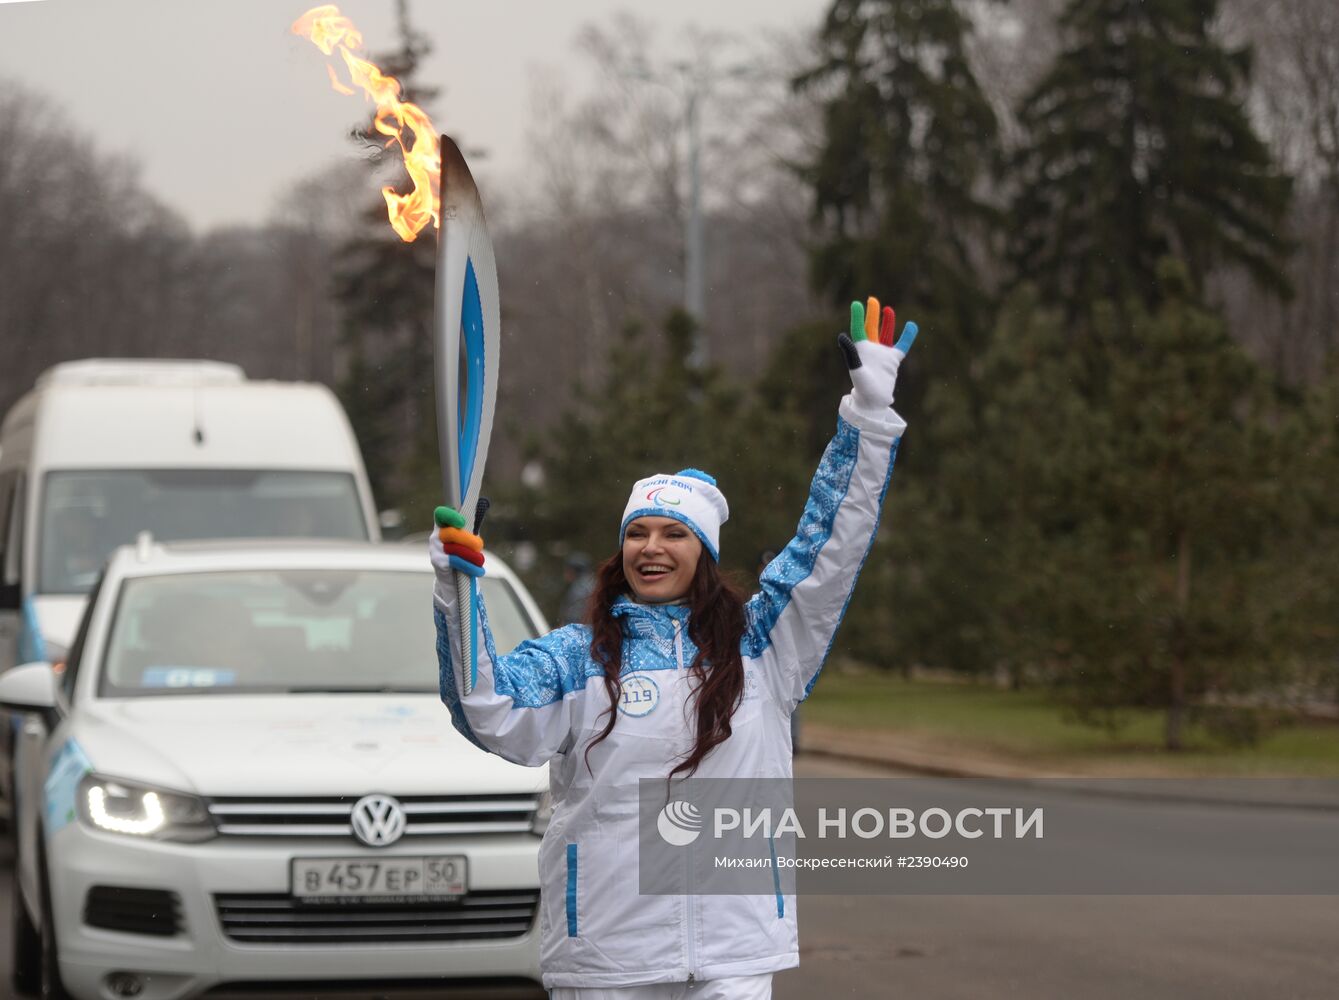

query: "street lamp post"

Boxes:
[684, 86, 705, 362]
[628, 54, 754, 369]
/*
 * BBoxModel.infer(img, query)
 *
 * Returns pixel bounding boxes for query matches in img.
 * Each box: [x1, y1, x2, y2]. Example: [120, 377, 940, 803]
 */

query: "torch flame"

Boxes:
[292, 4, 439, 242]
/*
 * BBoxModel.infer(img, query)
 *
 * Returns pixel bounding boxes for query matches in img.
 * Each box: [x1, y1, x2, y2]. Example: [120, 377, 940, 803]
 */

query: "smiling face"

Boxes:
[621, 516, 704, 604]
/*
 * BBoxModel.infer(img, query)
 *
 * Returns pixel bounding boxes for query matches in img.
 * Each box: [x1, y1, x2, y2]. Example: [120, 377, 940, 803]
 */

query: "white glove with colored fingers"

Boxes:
[837, 296, 919, 419]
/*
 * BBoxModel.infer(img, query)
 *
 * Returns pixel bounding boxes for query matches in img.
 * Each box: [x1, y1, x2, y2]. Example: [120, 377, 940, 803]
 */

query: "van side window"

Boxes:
[4, 476, 24, 586]
[0, 471, 14, 580]
[59, 571, 103, 706]
[1, 472, 21, 593]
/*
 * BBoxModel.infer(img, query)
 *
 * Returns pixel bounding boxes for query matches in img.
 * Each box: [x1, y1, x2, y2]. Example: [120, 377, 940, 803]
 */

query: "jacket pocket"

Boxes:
[565, 842, 579, 937]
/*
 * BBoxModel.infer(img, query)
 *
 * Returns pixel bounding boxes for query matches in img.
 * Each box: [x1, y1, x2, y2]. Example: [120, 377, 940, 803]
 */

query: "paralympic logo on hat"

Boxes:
[646, 487, 682, 507]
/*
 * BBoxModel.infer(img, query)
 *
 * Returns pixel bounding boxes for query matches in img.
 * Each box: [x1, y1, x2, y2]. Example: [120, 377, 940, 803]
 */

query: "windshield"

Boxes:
[39, 470, 368, 594]
[99, 569, 537, 697]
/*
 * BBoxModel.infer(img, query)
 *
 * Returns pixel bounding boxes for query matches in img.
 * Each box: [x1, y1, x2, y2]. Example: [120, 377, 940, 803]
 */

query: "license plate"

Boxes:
[291, 856, 467, 902]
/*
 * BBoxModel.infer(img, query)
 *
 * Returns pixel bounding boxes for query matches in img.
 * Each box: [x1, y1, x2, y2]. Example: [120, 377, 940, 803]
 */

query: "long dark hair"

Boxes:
[583, 551, 748, 782]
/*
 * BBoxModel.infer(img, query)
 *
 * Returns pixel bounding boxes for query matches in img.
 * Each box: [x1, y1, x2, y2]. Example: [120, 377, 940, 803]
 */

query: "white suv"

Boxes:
[0, 539, 549, 999]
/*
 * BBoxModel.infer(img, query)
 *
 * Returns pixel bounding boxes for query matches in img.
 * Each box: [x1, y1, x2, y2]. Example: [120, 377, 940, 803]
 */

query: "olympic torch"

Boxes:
[291, 10, 500, 694]
[435, 136, 500, 695]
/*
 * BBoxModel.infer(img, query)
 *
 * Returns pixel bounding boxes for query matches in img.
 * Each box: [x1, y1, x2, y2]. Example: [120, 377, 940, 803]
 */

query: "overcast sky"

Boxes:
[0, 0, 829, 232]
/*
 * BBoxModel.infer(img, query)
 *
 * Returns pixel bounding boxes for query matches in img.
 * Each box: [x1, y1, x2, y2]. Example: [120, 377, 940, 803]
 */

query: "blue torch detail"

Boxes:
[458, 258, 486, 503]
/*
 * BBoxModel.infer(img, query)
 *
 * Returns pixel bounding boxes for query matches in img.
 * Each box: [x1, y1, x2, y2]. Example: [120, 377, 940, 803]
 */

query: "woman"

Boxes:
[432, 298, 916, 1000]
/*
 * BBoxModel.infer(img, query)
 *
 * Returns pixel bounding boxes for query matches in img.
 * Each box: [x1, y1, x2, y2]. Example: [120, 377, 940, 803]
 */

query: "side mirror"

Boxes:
[0, 662, 57, 713]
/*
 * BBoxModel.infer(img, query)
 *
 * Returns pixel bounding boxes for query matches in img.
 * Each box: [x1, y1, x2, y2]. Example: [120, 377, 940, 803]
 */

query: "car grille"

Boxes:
[84, 885, 183, 937]
[214, 890, 540, 944]
[206, 794, 538, 838]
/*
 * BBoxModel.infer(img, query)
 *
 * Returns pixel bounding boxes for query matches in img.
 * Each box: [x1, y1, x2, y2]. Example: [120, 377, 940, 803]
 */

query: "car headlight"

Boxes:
[531, 789, 553, 837]
[76, 775, 216, 843]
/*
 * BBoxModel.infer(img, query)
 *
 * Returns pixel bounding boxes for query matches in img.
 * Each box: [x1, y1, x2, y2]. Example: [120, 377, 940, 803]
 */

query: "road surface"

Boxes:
[1, 755, 1335, 998]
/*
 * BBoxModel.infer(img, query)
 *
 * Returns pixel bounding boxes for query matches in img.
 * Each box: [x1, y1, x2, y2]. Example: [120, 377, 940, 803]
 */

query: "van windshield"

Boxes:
[39, 470, 368, 594]
[99, 570, 536, 696]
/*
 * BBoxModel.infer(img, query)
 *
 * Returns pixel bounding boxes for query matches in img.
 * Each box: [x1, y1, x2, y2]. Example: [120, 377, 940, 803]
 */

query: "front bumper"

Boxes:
[48, 821, 543, 1000]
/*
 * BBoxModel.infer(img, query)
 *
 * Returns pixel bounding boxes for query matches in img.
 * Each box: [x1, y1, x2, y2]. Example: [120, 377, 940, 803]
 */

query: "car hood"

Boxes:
[72, 694, 545, 797]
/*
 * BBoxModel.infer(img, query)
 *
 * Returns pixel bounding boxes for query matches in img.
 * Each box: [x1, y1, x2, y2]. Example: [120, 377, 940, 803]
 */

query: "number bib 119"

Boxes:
[618, 673, 660, 717]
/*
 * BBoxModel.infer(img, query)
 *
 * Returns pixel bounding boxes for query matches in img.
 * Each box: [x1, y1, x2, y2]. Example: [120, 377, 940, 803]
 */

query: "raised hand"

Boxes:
[836, 296, 918, 417]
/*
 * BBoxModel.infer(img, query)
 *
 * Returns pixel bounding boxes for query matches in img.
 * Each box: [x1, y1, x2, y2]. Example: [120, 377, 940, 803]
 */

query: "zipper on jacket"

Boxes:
[675, 617, 697, 981]
[684, 855, 697, 981]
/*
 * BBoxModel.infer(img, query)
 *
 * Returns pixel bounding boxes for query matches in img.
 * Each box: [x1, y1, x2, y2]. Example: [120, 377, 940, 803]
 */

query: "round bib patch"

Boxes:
[618, 673, 660, 717]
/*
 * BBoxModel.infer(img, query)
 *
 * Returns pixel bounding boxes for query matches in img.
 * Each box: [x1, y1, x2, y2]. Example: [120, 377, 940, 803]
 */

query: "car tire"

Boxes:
[10, 864, 41, 996]
[36, 835, 72, 1000]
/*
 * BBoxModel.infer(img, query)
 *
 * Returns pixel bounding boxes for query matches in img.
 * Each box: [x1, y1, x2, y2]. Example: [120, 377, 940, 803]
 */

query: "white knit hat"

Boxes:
[619, 468, 729, 562]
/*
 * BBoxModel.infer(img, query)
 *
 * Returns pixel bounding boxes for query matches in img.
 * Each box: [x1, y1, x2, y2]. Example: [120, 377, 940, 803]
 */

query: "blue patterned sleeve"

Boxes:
[742, 400, 902, 709]
[434, 587, 595, 767]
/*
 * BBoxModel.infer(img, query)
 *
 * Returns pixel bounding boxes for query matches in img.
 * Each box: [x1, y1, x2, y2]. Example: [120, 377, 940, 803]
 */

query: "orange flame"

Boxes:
[292, 4, 439, 242]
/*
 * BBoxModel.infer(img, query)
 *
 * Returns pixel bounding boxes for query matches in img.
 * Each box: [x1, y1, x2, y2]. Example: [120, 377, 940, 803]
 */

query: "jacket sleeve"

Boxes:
[434, 578, 592, 767]
[743, 394, 905, 710]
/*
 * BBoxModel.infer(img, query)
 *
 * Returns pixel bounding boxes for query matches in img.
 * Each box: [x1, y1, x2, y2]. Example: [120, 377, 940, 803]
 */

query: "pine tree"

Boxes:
[907, 258, 1304, 749]
[889, 285, 1107, 684]
[1275, 359, 1339, 706]
[1010, 0, 1292, 313]
[795, 0, 1002, 430]
[332, 0, 441, 514]
[1063, 261, 1297, 748]
[495, 309, 816, 618]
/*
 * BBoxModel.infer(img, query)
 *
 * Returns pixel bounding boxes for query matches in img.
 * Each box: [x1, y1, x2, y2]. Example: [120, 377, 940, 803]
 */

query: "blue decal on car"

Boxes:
[19, 596, 48, 665]
[44, 738, 93, 835]
[140, 667, 238, 688]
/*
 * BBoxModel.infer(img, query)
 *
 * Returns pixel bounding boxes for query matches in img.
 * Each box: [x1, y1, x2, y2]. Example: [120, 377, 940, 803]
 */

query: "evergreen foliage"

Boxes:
[1277, 362, 1339, 702]
[1059, 261, 1296, 748]
[1009, 0, 1292, 311]
[496, 309, 815, 617]
[904, 260, 1305, 748]
[795, 0, 1002, 437]
[368, 1, 1325, 753]
[886, 286, 1104, 686]
[332, 0, 440, 514]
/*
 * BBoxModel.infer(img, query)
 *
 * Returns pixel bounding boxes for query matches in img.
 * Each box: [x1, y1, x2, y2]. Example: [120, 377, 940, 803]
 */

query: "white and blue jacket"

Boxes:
[434, 396, 905, 989]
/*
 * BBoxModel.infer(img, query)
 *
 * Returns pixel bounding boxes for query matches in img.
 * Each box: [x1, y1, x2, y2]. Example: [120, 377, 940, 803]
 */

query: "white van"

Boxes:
[0, 359, 381, 677]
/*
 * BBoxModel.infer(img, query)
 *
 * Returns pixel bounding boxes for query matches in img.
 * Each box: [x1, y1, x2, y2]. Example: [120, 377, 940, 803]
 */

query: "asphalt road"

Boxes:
[1, 756, 1336, 999]
[778, 756, 1339, 1000]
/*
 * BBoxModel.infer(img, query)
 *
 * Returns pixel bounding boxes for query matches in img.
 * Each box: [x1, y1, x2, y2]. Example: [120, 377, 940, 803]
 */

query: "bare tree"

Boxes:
[1213, 0, 1339, 380]
[495, 12, 828, 470]
[962, 0, 1065, 147]
[0, 80, 190, 408]
[267, 162, 371, 384]
[0, 78, 361, 419]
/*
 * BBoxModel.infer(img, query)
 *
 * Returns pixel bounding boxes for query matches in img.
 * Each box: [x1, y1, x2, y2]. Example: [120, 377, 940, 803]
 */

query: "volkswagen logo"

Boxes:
[350, 794, 406, 847]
